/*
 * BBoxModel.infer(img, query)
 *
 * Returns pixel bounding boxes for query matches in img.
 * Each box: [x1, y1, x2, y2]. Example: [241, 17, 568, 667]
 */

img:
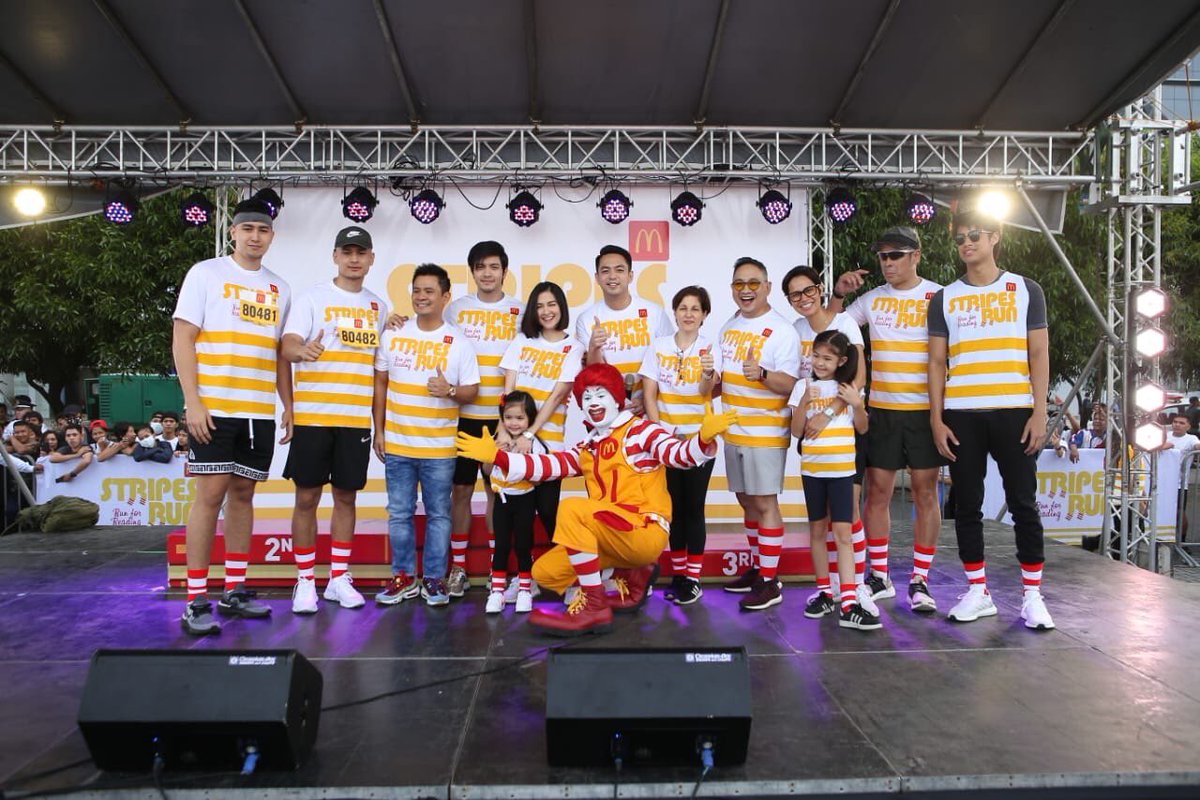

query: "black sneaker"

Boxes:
[865, 572, 895, 600]
[723, 567, 760, 594]
[663, 574, 687, 602]
[738, 577, 782, 611]
[181, 596, 221, 636]
[839, 602, 882, 630]
[803, 591, 836, 618]
[674, 578, 703, 606]
[217, 584, 272, 618]
[908, 580, 937, 613]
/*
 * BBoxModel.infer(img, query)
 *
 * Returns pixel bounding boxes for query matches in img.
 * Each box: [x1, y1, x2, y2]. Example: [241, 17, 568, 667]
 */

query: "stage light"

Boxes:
[598, 189, 632, 224]
[1134, 421, 1167, 452]
[1134, 382, 1167, 414]
[1135, 327, 1167, 359]
[252, 188, 283, 219]
[906, 192, 937, 226]
[826, 188, 857, 225]
[1134, 287, 1167, 319]
[409, 188, 444, 224]
[180, 192, 214, 227]
[670, 191, 703, 227]
[977, 190, 1012, 221]
[342, 187, 377, 223]
[508, 190, 542, 227]
[757, 189, 792, 224]
[104, 190, 138, 225]
[13, 187, 46, 217]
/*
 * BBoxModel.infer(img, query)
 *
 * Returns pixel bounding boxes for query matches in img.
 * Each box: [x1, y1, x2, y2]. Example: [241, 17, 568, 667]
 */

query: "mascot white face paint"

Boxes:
[581, 386, 622, 433]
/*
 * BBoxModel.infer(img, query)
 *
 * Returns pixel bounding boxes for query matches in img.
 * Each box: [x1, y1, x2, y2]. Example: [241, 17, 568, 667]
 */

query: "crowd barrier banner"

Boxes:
[981, 447, 1181, 538]
[38, 457, 193, 526]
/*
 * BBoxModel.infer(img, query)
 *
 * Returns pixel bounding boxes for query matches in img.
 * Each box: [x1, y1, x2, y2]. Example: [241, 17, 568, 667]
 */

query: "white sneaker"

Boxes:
[947, 584, 998, 623]
[323, 573, 365, 609]
[503, 576, 541, 604]
[515, 590, 533, 613]
[856, 584, 880, 617]
[563, 585, 581, 606]
[1020, 591, 1055, 630]
[485, 591, 505, 614]
[292, 578, 318, 615]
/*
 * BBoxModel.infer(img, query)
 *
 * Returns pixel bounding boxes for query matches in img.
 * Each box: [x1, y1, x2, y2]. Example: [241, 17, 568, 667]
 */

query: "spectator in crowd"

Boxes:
[24, 412, 46, 437]
[7, 420, 41, 463]
[157, 411, 181, 448]
[39, 430, 60, 457]
[1165, 413, 1200, 454]
[0, 402, 9, 427]
[1187, 397, 1200, 434]
[49, 424, 94, 481]
[90, 422, 109, 453]
[1068, 401, 1106, 462]
[3, 419, 38, 525]
[175, 429, 190, 458]
[133, 423, 175, 463]
[97, 422, 138, 461]
[54, 412, 70, 432]
[2, 396, 35, 441]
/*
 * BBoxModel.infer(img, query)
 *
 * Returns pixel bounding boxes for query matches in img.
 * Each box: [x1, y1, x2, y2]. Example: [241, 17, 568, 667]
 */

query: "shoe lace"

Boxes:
[566, 592, 589, 616]
[611, 577, 630, 602]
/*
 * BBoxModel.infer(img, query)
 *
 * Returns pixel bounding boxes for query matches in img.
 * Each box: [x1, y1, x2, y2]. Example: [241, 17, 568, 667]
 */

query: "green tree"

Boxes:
[0, 189, 214, 412]
[1160, 138, 1200, 389]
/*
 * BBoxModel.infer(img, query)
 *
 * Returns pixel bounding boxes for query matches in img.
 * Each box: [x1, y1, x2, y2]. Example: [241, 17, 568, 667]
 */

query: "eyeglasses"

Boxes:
[786, 285, 821, 303]
[731, 279, 764, 292]
[877, 250, 913, 262]
[953, 229, 991, 246]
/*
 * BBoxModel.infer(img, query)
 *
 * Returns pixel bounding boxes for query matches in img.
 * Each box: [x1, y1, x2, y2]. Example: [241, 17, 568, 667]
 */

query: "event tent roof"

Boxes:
[2, 0, 1199, 132]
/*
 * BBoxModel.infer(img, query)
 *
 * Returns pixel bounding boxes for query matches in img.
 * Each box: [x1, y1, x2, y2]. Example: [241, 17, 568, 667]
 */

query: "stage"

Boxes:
[3, 509, 1200, 799]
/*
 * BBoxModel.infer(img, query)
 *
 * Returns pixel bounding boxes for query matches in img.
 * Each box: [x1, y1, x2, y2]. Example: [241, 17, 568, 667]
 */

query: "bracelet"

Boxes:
[832, 290, 845, 300]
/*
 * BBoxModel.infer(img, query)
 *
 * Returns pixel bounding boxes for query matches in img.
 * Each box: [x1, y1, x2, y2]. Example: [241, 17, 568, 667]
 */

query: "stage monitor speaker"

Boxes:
[78, 649, 322, 772]
[545, 646, 751, 767]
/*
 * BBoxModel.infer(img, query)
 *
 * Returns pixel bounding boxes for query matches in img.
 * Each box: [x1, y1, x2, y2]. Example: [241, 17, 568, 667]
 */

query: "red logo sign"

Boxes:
[629, 221, 669, 261]
[255, 292, 265, 303]
[443, 335, 454, 344]
[638, 308, 648, 318]
[269, 284, 278, 294]
[1006, 282, 1017, 292]
[354, 319, 363, 328]
[370, 301, 379, 311]
[510, 307, 520, 315]
[925, 292, 935, 300]
[563, 345, 572, 353]
[762, 328, 773, 337]
[598, 439, 619, 459]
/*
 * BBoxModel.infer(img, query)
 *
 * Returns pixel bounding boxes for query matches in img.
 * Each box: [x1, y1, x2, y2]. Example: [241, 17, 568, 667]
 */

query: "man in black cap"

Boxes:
[829, 226, 946, 615]
[279, 226, 387, 616]
[172, 196, 292, 635]
[2, 395, 36, 442]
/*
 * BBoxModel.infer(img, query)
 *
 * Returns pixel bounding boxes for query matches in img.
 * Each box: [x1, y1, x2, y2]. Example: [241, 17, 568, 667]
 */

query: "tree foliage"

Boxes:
[0, 189, 213, 411]
[1159, 139, 1200, 390]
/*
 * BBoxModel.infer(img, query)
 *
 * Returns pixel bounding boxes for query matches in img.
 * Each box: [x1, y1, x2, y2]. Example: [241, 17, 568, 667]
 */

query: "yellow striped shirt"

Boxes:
[638, 333, 723, 437]
[500, 334, 583, 444]
[845, 278, 941, 411]
[717, 309, 801, 449]
[793, 379, 858, 478]
[445, 294, 523, 420]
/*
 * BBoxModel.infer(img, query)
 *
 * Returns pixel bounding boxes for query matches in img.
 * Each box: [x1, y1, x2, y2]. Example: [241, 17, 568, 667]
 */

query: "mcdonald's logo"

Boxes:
[629, 221, 669, 261]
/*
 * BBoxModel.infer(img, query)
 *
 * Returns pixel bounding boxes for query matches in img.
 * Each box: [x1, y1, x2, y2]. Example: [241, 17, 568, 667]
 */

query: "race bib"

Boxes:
[338, 327, 379, 348]
[239, 298, 278, 326]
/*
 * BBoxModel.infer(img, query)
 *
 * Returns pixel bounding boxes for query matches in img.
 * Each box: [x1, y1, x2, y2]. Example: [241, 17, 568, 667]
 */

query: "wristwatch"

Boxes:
[522, 431, 534, 440]
[758, 367, 767, 382]
[448, 386, 457, 398]
[822, 406, 836, 418]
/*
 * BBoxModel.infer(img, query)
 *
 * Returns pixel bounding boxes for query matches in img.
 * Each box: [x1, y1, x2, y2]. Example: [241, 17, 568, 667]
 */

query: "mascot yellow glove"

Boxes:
[456, 430, 498, 464]
[698, 400, 738, 444]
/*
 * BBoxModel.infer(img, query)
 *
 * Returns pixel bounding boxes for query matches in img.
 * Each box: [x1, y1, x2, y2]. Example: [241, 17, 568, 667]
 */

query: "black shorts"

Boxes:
[866, 408, 946, 471]
[283, 425, 371, 491]
[802, 474, 855, 524]
[188, 417, 275, 482]
[454, 417, 498, 486]
[853, 432, 867, 486]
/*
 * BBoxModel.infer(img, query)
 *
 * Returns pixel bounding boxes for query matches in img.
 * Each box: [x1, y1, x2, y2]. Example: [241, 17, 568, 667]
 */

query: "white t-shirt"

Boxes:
[793, 312, 864, 380]
[845, 278, 942, 411]
[574, 297, 673, 379]
[173, 256, 291, 420]
[1169, 432, 1200, 454]
[638, 333, 724, 437]
[789, 379, 859, 478]
[717, 308, 802, 449]
[444, 294, 524, 421]
[499, 333, 583, 445]
[284, 280, 388, 429]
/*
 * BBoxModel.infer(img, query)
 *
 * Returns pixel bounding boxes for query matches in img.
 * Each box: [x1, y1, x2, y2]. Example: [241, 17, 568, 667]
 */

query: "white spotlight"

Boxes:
[1134, 287, 1167, 319]
[977, 190, 1012, 221]
[1134, 382, 1167, 414]
[1134, 422, 1167, 452]
[1134, 328, 1167, 359]
[13, 187, 46, 217]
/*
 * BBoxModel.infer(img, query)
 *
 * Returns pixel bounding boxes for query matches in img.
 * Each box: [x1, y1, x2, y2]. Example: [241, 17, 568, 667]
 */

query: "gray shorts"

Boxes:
[725, 443, 787, 496]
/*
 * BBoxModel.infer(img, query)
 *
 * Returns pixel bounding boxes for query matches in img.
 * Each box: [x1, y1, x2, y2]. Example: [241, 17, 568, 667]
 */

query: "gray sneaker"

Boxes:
[422, 577, 450, 607]
[446, 565, 470, 598]
[181, 596, 221, 636]
[217, 584, 272, 618]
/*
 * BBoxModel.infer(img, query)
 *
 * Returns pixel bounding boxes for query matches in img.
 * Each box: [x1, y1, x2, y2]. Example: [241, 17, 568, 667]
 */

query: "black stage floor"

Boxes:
[3, 507, 1200, 799]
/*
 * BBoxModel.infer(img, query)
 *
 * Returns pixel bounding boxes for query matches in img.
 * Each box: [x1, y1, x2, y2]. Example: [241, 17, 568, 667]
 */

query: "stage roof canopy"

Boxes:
[3, 0, 1200, 132]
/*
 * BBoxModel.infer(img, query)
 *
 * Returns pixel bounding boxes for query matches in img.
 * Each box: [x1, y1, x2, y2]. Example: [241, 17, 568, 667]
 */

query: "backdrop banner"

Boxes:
[39, 457, 192, 526]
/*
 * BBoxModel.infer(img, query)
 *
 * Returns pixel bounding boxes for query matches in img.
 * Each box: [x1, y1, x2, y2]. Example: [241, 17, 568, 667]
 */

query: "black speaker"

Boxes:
[78, 649, 322, 772]
[545, 647, 751, 767]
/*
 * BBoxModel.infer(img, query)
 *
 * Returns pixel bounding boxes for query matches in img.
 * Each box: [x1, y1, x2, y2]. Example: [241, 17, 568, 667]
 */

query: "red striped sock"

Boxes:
[757, 526, 784, 580]
[329, 543, 352, 579]
[1020, 561, 1043, 595]
[223, 552, 248, 591]
[816, 576, 831, 596]
[186, 568, 208, 601]
[744, 520, 760, 569]
[566, 547, 602, 587]
[518, 572, 532, 592]
[491, 571, 507, 593]
[852, 531, 867, 585]
[670, 549, 687, 576]
[450, 531, 469, 568]
[840, 587, 856, 613]
[293, 545, 317, 581]
[686, 554, 704, 581]
[964, 560, 987, 587]
[913, 544, 936, 583]
[866, 533, 888, 578]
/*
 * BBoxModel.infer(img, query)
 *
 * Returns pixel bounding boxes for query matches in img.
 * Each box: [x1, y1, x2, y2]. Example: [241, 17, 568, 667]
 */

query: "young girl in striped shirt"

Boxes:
[791, 330, 875, 630]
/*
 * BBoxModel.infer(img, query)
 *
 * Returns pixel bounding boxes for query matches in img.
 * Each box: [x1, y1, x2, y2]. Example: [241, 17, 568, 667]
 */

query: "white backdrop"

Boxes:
[251, 185, 812, 523]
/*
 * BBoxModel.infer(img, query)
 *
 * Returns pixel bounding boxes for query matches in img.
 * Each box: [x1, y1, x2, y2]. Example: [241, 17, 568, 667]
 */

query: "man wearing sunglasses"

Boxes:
[927, 211, 1053, 631]
[717, 257, 801, 610]
[830, 226, 945, 615]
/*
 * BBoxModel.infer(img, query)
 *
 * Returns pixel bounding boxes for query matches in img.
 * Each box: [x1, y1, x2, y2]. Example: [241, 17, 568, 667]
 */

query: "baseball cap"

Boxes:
[335, 226, 373, 250]
[13, 395, 32, 408]
[90, 419, 108, 430]
[873, 226, 921, 252]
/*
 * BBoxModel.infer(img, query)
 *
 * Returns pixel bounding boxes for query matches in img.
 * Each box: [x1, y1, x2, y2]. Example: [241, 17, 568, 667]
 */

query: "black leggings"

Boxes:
[666, 460, 716, 555]
[535, 479, 561, 540]
[493, 491, 537, 573]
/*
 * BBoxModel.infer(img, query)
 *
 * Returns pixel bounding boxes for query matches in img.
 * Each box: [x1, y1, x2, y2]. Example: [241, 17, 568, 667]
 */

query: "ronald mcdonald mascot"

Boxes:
[456, 363, 737, 636]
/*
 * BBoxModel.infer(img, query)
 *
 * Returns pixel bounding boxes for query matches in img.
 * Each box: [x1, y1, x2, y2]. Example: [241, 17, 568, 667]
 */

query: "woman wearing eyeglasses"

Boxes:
[639, 285, 724, 606]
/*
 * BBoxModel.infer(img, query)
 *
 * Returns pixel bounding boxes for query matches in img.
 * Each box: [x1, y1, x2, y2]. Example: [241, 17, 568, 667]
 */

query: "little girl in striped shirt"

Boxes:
[790, 330, 875, 630]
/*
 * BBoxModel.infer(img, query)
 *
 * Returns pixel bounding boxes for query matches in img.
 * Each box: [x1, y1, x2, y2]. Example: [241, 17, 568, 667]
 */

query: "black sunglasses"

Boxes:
[876, 250, 913, 262]
[953, 229, 992, 246]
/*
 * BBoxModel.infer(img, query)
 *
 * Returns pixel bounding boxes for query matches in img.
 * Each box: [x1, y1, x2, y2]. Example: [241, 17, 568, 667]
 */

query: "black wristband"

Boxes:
[832, 289, 845, 300]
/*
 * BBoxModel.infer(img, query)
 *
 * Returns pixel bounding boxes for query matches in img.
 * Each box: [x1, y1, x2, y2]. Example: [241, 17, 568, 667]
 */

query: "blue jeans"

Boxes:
[385, 455, 455, 579]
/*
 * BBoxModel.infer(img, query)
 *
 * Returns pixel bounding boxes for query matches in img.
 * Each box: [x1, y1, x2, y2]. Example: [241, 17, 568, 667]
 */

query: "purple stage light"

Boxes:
[180, 192, 213, 227]
[670, 191, 703, 227]
[104, 191, 138, 225]
[757, 189, 792, 224]
[508, 190, 543, 227]
[409, 189, 444, 224]
[826, 188, 857, 225]
[906, 192, 937, 226]
[342, 187, 377, 223]
[598, 189, 632, 224]
[253, 188, 283, 219]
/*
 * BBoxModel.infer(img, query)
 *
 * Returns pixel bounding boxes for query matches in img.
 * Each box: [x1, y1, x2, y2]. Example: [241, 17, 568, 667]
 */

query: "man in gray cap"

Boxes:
[172, 196, 292, 635]
[830, 226, 946, 615]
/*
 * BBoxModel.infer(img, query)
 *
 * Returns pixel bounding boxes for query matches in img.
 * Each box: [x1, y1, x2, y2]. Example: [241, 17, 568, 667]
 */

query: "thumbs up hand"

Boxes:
[698, 399, 738, 444]
[427, 365, 453, 398]
[298, 330, 326, 361]
[589, 316, 609, 351]
[742, 346, 762, 382]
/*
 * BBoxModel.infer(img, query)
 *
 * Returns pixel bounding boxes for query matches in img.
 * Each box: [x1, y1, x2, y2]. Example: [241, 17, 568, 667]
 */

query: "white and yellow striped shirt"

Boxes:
[500, 334, 583, 444]
[284, 281, 386, 429]
[845, 279, 941, 411]
[793, 379, 858, 478]
[794, 313, 864, 380]
[374, 324, 480, 459]
[717, 309, 801, 449]
[445, 294, 523, 421]
[638, 333, 723, 437]
[574, 297, 673, 378]
[173, 256, 291, 420]
[928, 272, 1046, 411]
